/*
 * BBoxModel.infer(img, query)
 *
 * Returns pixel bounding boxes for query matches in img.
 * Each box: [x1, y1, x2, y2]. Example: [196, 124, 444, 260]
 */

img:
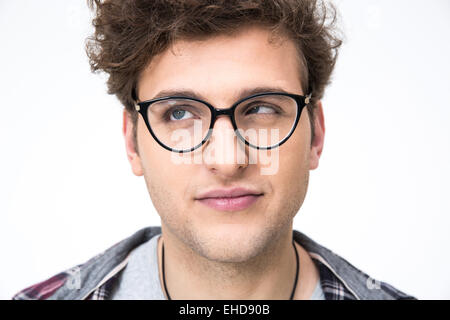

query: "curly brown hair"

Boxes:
[86, 0, 342, 154]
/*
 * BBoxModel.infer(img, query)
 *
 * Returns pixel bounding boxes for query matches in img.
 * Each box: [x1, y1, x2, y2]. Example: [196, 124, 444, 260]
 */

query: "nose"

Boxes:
[202, 115, 248, 176]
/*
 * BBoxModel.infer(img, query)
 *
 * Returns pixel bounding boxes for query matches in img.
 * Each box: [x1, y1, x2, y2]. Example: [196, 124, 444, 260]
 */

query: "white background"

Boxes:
[1, 0, 449, 300]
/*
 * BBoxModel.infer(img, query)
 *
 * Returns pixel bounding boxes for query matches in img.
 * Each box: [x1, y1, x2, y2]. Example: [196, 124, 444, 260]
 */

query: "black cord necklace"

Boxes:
[161, 239, 299, 300]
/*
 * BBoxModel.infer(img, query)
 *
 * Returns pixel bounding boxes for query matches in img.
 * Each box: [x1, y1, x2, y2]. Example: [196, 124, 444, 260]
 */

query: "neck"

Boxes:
[158, 224, 299, 300]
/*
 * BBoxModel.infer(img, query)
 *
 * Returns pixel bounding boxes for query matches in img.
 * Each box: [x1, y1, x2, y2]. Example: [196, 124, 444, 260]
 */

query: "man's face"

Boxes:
[125, 26, 324, 262]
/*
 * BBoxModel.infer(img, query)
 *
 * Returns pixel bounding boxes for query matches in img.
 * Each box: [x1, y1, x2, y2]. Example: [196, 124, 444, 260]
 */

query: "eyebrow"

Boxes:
[147, 86, 294, 103]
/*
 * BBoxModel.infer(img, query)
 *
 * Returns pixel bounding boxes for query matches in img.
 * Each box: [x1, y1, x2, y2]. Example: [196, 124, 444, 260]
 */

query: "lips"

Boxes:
[195, 187, 263, 212]
[196, 187, 263, 200]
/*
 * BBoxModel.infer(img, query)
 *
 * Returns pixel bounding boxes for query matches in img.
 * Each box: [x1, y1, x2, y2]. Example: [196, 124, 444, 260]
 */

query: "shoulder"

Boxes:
[293, 230, 417, 300]
[11, 267, 76, 300]
[12, 226, 162, 300]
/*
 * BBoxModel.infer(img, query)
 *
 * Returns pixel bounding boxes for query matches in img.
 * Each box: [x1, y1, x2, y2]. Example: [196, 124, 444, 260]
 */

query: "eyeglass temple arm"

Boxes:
[132, 87, 141, 111]
[305, 93, 312, 105]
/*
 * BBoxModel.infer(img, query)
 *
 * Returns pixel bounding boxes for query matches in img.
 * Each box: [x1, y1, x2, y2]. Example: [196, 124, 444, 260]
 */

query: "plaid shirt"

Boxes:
[12, 226, 417, 300]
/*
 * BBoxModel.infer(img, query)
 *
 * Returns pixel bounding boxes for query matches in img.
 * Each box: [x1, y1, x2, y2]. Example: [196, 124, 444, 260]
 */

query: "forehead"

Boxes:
[137, 26, 304, 103]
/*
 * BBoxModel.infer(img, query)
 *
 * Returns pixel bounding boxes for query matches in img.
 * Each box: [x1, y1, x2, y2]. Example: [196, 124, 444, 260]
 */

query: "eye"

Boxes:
[168, 108, 194, 121]
[245, 105, 277, 115]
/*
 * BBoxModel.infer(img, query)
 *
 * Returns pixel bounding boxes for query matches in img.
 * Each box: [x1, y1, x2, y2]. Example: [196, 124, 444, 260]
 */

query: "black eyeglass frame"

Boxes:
[134, 91, 312, 153]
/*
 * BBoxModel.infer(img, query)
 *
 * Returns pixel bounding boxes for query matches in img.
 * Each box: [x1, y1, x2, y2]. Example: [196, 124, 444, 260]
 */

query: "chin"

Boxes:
[192, 225, 272, 263]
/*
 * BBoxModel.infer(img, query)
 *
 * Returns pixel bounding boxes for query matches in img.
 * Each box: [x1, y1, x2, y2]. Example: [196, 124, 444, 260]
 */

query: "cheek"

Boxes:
[282, 109, 310, 161]
[141, 154, 192, 229]
[271, 113, 311, 206]
[277, 147, 309, 197]
[138, 117, 178, 176]
[137, 119, 186, 214]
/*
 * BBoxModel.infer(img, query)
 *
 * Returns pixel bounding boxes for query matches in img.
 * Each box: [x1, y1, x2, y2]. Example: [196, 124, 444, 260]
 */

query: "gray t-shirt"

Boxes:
[110, 234, 325, 300]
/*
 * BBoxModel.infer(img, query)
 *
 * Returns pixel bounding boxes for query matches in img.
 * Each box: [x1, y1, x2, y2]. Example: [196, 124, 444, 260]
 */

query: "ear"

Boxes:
[123, 110, 144, 176]
[309, 100, 325, 170]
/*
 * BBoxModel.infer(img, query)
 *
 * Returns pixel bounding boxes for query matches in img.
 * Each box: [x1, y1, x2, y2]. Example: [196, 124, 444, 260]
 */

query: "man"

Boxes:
[13, 0, 416, 300]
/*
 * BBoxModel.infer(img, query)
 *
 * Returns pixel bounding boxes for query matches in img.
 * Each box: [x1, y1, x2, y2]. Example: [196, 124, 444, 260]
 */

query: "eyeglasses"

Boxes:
[135, 91, 311, 153]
